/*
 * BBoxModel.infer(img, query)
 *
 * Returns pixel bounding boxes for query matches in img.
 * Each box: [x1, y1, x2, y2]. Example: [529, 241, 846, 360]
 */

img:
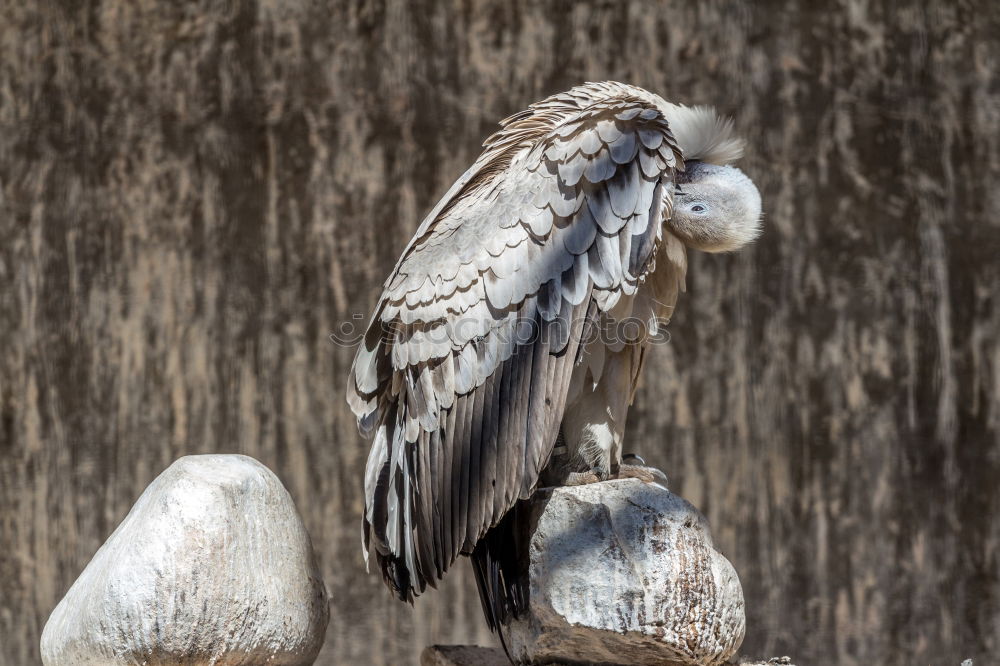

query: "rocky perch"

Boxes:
[40, 454, 329, 666]
[421, 647, 796, 666]
[501, 478, 745, 665]
[504, 479, 745, 666]
[427, 478, 750, 666]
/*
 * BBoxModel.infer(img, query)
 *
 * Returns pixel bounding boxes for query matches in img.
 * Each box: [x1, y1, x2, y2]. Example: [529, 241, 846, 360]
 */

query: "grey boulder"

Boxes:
[503, 478, 745, 665]
[41, 454, 329, 665]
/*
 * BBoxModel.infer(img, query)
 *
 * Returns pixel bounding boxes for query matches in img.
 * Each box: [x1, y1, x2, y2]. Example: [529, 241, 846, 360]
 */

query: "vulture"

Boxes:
[347, 81, 762, 632]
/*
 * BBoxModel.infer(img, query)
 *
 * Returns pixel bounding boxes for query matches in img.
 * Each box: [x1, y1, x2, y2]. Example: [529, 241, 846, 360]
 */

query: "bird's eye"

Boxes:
[691, 204, 707, 213]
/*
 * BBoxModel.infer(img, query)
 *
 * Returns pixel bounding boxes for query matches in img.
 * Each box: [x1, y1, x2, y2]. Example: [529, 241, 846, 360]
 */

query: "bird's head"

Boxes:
[667, 161, 762, 253]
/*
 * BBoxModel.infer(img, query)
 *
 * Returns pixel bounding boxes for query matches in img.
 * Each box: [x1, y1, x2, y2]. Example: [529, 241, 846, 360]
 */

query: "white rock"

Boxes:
[503, 479, 744, 666]
[41, 454, 329, 666]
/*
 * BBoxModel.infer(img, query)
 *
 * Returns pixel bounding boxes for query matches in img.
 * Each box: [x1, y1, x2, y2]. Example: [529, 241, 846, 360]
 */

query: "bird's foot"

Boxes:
[613, 464, 667, 484]
[612, 454, 669, 485]
[562, 470, 603, 486]
[560, 455, 668, 487]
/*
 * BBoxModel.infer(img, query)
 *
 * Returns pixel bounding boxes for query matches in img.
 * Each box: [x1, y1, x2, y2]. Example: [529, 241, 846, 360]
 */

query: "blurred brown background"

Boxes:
[2, 1, 999, 664]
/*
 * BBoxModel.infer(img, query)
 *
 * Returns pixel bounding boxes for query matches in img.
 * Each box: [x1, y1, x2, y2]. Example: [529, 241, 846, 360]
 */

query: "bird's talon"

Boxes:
[615, 463, 669, 485]
[622, 452, 647, 466]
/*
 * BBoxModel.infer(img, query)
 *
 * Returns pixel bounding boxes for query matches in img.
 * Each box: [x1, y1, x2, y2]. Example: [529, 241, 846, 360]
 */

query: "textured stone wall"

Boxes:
[1, 1, 998, 664]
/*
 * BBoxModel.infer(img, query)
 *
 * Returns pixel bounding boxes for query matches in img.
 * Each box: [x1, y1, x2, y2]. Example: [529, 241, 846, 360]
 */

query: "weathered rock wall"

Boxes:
[2, 2, 999, 665]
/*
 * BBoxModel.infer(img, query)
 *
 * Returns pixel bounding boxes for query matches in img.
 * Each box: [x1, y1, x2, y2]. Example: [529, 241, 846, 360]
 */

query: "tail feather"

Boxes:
[469, 505, 528, 635]
[364, 401, 423, 602]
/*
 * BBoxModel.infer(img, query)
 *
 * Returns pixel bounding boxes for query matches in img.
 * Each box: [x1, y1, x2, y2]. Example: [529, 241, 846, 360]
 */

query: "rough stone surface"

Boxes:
[503, 479, 744, 666]
[420, 645, 797, 666]
[40, 454, 329, 666]
[420, 645, 510, 666]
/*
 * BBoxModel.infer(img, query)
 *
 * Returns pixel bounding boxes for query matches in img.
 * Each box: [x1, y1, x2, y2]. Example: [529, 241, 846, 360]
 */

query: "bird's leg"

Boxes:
[546, 427, 603, 487]
[559, 387, 659, 487]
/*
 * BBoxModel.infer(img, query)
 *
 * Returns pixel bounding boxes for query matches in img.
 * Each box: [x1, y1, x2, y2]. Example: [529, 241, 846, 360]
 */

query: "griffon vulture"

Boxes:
[347, 81, 762, 631]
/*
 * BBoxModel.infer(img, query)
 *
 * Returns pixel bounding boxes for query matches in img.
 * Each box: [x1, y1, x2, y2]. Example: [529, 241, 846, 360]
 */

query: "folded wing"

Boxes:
[347, 82, 685, 600]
